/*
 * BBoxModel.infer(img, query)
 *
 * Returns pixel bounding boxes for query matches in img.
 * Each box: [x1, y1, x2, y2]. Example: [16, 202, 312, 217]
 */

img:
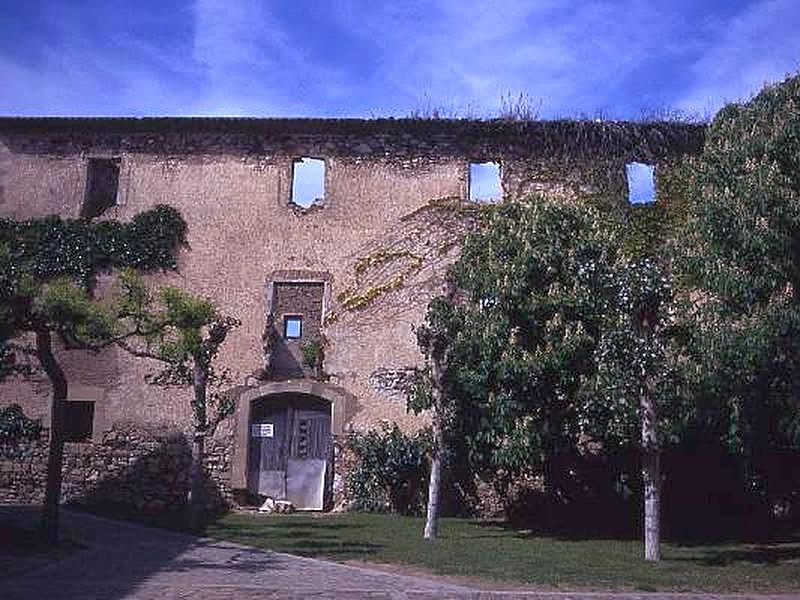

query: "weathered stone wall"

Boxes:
[0, 421, 234, 510]
[270, 282, 325, 379]
[0, 117, 705, 510]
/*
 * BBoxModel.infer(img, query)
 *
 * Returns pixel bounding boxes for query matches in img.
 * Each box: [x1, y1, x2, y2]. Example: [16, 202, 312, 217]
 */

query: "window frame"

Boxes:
[468, 160, 502, 203]
[283, 315, 303, 340]
[625, 161, 657, 204]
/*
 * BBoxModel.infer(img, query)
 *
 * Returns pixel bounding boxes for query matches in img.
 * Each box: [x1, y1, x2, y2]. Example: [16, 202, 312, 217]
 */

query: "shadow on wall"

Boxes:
[494, 446, 800, 544]
[61, 425, 230, 516]
[269, 336, 306, 380]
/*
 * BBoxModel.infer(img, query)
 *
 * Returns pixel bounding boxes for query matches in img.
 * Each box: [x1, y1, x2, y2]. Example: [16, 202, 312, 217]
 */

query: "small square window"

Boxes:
[63, 400, 94, 443]
[626, 162, 656, 204]
[469, 161, 502, 202]
[284, 316, 303, 339]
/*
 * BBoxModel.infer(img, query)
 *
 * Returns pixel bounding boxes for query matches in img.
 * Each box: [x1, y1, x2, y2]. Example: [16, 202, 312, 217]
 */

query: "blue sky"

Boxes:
[0, 1, 798, 119]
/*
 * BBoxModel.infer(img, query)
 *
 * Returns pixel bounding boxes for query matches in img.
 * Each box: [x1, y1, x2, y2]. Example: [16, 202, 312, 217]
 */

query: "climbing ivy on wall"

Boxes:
[329, 197, 483, 321]
[0, 403, 41, 446]
[0, 204, 187, 289]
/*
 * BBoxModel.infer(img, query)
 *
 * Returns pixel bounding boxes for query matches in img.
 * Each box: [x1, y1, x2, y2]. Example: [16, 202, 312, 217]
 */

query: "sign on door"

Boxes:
[251, 423, 274, 438]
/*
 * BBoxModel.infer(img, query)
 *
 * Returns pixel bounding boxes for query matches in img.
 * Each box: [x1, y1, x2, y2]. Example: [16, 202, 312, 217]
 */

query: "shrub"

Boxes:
[0, 403, 42, 457]
[300, 335, 326, 380]
[346, 423, 430, 514]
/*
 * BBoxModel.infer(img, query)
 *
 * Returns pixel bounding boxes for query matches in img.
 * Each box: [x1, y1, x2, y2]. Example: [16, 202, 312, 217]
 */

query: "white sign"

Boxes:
[251, 423, 274, 438]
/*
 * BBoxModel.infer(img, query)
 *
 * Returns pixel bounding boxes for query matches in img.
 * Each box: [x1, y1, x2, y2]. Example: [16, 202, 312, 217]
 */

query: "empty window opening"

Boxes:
[284, 315, 303, 339]
[63, 400, 94, 443]
[291, 158, 325, 208]
[82, 158, 120, 219]
[469, 162, 502, 202]
[626, 162, 656, 204]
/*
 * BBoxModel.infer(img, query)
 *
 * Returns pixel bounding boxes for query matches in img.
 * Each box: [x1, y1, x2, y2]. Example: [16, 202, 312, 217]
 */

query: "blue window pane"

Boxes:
[284, 316, 302, 339]
[626, 162, 656, 204]
[469, 162, 502, 202]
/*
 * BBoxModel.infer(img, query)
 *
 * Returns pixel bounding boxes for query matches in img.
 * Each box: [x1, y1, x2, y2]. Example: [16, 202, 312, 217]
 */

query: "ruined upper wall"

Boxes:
[0, 116, 706, 436]
[0, 117, 704, 163]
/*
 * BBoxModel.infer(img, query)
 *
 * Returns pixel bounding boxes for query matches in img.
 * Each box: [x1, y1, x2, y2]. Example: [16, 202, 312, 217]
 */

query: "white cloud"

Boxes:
[676, 0, 800, 116]
[0, 6, 199, 115]
[328, 0, 698, 117]
[0, 1, 797, 118]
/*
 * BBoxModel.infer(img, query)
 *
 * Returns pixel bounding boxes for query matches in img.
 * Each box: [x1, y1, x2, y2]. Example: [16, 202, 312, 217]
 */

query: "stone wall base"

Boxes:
[0, 421, 234, 512]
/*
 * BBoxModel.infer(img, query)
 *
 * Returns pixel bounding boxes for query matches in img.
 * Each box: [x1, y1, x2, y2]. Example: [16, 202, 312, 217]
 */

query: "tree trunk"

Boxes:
[188, 361, 208, 530]
[36, 329, 68, 544]
[424, 348, 446, 540]
[424, 446, 442, 539]
[641, 388, 661, 562]
[541, 441, 558, 531]
[188, 429, 205, 531]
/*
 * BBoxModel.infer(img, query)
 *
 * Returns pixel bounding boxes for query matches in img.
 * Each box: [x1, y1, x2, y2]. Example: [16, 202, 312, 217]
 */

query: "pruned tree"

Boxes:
[115, 271, 239, 529]
[0, 206, 186, 542]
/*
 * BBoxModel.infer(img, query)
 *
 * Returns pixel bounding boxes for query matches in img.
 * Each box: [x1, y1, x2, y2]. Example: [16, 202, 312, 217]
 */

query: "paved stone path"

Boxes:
[2, 507, 798, 600]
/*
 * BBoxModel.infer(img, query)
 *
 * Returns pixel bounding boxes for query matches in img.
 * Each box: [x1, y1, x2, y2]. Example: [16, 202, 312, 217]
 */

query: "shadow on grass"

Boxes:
[204, 514, 384, 560]
[670, 544, 800, 567]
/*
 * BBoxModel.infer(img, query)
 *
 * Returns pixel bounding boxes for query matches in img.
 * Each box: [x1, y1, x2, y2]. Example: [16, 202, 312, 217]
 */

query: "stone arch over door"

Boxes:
[230, 380, 354, 508]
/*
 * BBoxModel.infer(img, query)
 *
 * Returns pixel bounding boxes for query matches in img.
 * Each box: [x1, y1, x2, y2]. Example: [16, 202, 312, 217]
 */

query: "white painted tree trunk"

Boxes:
[424, 444, 442, 539]
[424, 350, 445, 540]
[641, 388, 661, 562]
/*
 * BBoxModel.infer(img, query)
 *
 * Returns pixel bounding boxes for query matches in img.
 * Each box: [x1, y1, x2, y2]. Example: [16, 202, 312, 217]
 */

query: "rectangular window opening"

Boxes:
[290, 158, 325, 208]
[284, 315, 303, 339]
[469, 161, 502, 203]
[63, 400, 94, 443]
[626, 162, 656, 204]
[82, 158, 120, 219]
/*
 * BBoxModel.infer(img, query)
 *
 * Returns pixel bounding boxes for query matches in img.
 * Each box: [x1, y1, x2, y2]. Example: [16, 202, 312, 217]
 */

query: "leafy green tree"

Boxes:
[0, 206, 186, 542]
[582, 255, 685, 561]
[413, 196, 618, 538]
[681, 73, 800, 458]
[115, 272, 239, 529]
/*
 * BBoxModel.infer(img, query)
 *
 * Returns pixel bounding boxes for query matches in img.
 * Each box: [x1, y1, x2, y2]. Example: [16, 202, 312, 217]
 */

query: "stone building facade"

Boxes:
[0, 117, 704, 511]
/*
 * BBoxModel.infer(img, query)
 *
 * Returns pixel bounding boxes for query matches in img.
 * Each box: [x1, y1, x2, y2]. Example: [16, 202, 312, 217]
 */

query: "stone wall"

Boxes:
[270, 281, 326, 379]
[0, 117, 705, 510]
[0, 421, 234, 511]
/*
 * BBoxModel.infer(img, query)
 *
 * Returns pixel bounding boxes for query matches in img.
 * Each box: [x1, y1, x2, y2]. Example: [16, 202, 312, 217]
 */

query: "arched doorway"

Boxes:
[231, 380, 355, 511]
[249, 393, 331, 510]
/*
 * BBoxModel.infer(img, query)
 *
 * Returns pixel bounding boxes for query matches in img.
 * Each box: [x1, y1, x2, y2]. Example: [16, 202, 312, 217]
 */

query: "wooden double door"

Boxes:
[249, 394, 331, 510]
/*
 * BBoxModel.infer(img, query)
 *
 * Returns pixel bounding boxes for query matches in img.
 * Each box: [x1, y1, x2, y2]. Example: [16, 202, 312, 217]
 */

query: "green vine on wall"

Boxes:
[0, 204, 187, 289]
[0, 404, 42, 456]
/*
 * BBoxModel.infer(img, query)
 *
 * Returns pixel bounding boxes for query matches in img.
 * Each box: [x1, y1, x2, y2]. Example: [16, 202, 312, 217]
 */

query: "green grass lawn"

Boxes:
[196, 511, 800, 593]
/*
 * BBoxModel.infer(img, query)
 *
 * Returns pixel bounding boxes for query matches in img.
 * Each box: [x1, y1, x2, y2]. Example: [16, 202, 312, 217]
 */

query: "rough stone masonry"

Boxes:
[0, 117, 704, 511]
